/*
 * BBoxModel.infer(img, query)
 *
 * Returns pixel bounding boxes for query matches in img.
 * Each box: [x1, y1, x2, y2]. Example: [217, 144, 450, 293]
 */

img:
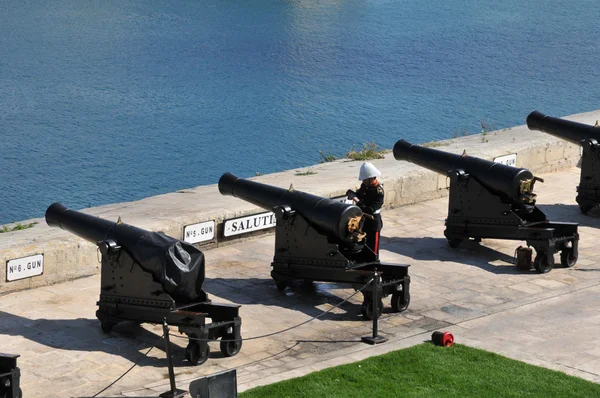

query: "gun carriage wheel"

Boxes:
[391, 291, 410, 313]
[579, 205, 594, 215]
[533, 251, 554, 274]
[560, 248, 577, 268]
[185, 340, 210, 366]
[220, 333, 243, 357]
[275, 280, 288, 291]
[100, 321, 116, 334]
[447, 238, 463, 248]
[361, 297, 384, 320]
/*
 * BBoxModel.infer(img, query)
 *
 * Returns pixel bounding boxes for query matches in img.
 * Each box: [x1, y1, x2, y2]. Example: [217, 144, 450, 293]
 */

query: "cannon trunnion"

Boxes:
[527, 110, 600, 214]
[393, 140, 579, 273]
[45, 203, 242, 365]
[219, 173, 410, 319]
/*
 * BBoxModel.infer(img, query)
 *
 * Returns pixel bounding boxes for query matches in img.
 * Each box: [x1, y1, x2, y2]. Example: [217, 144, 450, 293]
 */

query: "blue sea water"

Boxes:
[1, 0, 599, 224]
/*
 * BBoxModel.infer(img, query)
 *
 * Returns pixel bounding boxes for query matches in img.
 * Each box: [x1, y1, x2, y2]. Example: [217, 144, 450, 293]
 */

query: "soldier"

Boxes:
[347, 162, 384, 258]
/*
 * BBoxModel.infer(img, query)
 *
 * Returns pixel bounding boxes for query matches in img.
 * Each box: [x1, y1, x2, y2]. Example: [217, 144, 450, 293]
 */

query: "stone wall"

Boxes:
[1, 109, 597, 294]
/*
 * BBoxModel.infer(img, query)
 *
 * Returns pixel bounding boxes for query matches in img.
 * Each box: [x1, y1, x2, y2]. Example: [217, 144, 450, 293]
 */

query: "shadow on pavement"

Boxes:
[381, 236, 562, 275]
[0, 310, 221, 368]
[537, 203, 600, 228]
[203, 276, 369, 322]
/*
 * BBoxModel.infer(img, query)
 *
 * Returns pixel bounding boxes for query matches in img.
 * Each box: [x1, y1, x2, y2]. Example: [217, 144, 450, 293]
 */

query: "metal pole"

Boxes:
[163, 319, 177, 394]
[372, 270, 378, 338]
[159, 319, 186, 398]
[361, 269, 387, 345]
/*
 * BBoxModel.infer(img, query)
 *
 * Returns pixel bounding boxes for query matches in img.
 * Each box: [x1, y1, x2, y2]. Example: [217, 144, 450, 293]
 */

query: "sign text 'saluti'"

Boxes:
[224, 212, 276, 237]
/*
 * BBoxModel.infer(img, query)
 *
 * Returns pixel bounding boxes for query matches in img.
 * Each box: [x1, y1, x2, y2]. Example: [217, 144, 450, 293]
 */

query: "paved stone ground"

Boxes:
[2, 167, 600, 397]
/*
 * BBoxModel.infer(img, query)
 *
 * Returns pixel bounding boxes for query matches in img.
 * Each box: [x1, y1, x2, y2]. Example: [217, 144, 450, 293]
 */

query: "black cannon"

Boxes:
[0, 353, 21, 398]
[45, 203, 242, 365]
[393, 140, 579, 273]
[527, 111, 600, 214]
[218, 172, 410, 319]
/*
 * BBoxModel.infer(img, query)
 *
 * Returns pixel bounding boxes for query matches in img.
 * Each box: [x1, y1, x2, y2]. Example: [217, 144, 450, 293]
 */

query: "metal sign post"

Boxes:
[361, 270, 387, 345]
[159, 320, 186, 398]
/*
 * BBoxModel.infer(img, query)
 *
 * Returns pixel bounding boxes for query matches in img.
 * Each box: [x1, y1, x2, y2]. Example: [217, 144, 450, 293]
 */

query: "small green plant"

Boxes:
[295, 168, 317, 176]
[345, 142, 385, 161]
[0, 222, 38, 233]
[452, 128, 470, 138]
[481, 132, 489, 143]
[480, 119, 496, 133]
[318, 150, 338, 163]
[422, 140, 451, 148]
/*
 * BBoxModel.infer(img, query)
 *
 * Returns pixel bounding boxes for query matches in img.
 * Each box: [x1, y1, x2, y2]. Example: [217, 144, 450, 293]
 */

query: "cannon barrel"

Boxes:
[526, 110, 600, 145]
[45, 202, 205, 300]
[393, 139, 536, 204]
[218, 173, 363, 243]
[46, 202, 148, 247]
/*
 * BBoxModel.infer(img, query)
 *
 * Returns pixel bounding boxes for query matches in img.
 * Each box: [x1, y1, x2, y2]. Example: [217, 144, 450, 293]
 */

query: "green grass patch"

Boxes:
[240, 343, 600, 398]
[345, 142, 386, 161]
[0, 222, 38, 233]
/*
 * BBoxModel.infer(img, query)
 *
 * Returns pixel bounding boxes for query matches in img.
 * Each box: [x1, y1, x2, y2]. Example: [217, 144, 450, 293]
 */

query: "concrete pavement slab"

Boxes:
[1, 167, 600, 397]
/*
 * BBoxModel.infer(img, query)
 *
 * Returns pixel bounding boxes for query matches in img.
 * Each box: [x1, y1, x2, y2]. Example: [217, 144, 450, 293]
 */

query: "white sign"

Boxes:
[183, 220, 215, 244]
[6, 254, 44, 282]
[224, 211, 276, 237]
[494, 153, 517, 167]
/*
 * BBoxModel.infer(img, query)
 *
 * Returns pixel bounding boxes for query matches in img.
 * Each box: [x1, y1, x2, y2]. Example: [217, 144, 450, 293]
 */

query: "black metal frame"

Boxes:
[95, 244, 242, 366]
[444, 171, 579, 273]
[270, 207, 410, 319]
[0, 353, 21, 398]
[577, 140, 600, 213]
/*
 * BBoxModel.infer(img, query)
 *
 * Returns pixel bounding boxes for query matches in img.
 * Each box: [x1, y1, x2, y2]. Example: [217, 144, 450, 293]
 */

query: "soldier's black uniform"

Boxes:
[354, 182, 384, 257]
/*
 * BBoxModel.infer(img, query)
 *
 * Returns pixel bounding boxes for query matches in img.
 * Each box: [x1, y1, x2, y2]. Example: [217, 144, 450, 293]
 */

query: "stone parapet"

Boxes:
[1, 110, 598, 294]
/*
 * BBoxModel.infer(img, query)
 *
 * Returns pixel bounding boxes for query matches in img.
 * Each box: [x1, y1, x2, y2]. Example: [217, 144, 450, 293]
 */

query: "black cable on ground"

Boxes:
[171, 277, 375, 343]
[91, 334, 163, 398]
[90, 277, 376, 397]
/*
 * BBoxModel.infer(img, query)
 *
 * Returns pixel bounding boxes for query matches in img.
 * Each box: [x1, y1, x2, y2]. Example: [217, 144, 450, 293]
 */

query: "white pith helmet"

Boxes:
[358, 162, 381, 181]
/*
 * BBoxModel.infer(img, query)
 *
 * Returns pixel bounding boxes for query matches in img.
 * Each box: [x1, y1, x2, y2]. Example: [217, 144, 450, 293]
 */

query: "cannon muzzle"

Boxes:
[219, 173, 363, 243]
[526, 110, 600, 146]
[45, 202, 205, 300]
[393, 139, 539, 204]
